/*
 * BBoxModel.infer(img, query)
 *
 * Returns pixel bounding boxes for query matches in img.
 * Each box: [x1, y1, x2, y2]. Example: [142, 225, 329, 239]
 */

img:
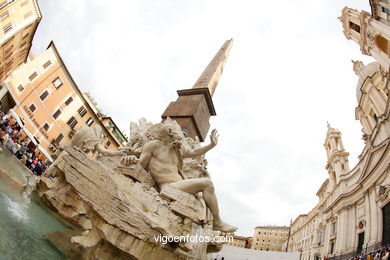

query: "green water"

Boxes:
[0, 149, 68, 260]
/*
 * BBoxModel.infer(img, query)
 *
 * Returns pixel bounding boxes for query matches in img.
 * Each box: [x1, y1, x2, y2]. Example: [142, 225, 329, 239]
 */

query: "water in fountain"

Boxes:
[189, 223, 208, 259]
[0, 147, 68, 259]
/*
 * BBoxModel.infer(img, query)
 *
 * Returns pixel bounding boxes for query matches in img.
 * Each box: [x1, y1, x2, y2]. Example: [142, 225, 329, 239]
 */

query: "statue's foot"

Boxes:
[213, 221, 238, 233]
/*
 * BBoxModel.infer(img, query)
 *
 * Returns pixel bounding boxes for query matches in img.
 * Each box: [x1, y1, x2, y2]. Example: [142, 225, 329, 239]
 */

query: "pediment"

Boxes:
[358, 141, 389, 182]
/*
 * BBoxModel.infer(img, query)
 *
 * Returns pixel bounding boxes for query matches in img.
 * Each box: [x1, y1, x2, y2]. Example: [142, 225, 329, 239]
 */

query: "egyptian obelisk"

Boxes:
[162, 39, 233, 141]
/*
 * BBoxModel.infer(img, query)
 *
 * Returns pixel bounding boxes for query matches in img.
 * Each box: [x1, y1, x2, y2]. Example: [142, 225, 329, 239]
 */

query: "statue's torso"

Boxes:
[148, 142, 182, 185]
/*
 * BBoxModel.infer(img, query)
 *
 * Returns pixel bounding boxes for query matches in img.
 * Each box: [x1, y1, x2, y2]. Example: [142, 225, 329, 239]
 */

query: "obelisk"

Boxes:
[162, 39, 233, 141]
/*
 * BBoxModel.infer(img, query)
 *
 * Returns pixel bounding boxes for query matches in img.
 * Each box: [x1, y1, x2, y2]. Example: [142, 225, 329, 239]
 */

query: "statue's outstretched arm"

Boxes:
[184, 129, 218, 158]
[95, 143, 125, 157]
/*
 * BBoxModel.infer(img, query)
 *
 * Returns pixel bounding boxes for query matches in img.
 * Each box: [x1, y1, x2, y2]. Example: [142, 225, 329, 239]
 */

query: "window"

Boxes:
[43, 60, 52, 69]
[86, 117, 94, 127]
[78, 106, 87, 117]
[20, 41, 27, 48]
[17, 84, 24, 92]
[383, 7, 390, 15]
[65, 96, 73, 106]
[3, 23, 12, 33]
[40, 90, 49, 101]
[53, 109, 62, 120]
[331, 221, 337, 234]
[55, 133, 64, 144]
[29, 103, 36, 113]
[349, 21, 361, 33]
[22, 33, 30, 40]
[105, 140, 111, 148]
[29, 71, 38, 81]
[0, 10, 9, 21]
[43, 123, 50, 132]
[52, 77, 63, 88]
[330, 240, 335, 254]
[67, 116, 78, 128]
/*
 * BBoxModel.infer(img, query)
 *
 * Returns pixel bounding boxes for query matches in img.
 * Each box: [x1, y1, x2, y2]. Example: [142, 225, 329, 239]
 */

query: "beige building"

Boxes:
[252, 225, 289, 251]
[1, 41, 126, 160]
[0, 0, 41, 84]
[226, 235, 252, 249]
[287, 2, 390, 259]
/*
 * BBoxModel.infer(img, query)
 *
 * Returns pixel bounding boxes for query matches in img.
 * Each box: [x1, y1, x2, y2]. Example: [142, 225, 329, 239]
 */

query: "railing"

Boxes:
[327, 241, 388, 260]
[327, 251, 355, 260]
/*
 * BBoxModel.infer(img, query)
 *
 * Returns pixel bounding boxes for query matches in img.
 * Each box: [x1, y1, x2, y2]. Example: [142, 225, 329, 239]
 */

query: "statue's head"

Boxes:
[157, 123, 182, 147]
[157, 123, 173, 139]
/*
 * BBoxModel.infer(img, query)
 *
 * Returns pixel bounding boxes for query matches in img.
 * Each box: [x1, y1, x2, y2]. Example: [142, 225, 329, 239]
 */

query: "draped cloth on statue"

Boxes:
[70, 125, 102, 152]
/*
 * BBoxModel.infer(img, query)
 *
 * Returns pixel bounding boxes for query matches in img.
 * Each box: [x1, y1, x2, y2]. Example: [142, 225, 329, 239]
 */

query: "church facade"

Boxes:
[287, 1, 390, 259]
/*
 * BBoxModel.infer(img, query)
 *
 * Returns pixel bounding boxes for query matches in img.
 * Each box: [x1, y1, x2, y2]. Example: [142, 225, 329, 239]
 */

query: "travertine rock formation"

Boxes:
[36, 119, 227, 260]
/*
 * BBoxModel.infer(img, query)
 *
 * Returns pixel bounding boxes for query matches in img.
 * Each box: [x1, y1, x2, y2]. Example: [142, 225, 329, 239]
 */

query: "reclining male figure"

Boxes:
[138, 124, 237, 233]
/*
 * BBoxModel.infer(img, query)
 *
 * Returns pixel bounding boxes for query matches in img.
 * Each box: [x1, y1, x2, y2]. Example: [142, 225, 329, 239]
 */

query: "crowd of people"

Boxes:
[0, 110, 48, 176]
[348, 247, 390, 260]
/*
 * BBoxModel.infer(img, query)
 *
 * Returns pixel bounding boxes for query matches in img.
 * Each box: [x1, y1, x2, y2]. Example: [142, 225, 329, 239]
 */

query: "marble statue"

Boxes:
[36, 120, 236, 259]
[69, 125, 124, 157]
[126, 122, 237, 233]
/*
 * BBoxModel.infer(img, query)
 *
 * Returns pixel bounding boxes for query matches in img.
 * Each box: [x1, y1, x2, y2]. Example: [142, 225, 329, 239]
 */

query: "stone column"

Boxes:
[365, 191, 371, 243]
[346, 204, 357, 251]
[336, 209, 348, 254]
[369, 187, 378, 243]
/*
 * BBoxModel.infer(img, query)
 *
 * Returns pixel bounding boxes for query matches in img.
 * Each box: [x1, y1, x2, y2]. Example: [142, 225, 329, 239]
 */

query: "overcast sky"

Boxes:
[32, 0, 375, 237]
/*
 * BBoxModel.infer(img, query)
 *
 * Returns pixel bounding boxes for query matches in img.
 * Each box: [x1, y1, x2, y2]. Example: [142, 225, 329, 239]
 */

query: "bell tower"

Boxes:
[340, 7, 390, 71]
[161, 39, 233, 141]
[324, 123, 350, 189]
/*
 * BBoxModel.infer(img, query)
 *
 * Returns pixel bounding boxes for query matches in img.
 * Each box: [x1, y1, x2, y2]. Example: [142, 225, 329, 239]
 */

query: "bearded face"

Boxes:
[158, 124, 183, 149]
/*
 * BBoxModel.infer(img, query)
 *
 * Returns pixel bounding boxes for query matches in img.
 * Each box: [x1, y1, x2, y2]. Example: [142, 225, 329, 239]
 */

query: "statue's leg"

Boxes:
[169, 178, 238, 233]
[169, 178, 221, 224]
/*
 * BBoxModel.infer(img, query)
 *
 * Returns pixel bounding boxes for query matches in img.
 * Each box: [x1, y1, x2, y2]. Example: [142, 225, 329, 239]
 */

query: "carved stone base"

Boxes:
[36, 147, 223, 260]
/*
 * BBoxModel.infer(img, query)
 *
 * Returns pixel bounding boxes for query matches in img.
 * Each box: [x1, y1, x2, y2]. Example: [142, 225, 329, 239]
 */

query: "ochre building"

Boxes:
[1, 42, 126, 158]
[252, 225, 289, 251]
[0, 0, 41, 84]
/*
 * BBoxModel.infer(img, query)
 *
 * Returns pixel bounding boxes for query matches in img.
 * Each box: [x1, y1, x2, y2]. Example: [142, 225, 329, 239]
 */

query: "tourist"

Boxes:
[33, 161, 43, 176]
[25, 156, 32, 169]
[5, 137, 17, 154]
[20, 152, 28, 165]
[16, 142, 27, 159]
[382, 248, 390, 260]
[0, 125, 9, 143]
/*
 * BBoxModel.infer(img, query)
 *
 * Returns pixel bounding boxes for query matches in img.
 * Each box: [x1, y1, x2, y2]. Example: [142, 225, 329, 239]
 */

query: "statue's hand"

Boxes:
[210, 129, 218, 147]
[120, 155, 139, 166]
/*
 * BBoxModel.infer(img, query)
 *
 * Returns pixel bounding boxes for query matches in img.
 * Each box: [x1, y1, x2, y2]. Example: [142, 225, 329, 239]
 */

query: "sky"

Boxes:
[32, 0, 375, 237]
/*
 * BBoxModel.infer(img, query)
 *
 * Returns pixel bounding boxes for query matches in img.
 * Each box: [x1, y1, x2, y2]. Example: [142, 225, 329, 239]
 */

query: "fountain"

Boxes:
[34, 118, 236, 259]
[0, 39, 236, 259]
[0, 147, 70, 259]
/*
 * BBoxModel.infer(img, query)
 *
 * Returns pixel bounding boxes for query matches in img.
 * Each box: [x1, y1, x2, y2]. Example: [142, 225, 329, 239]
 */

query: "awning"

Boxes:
[8, 108, 24, 127]
[8, 109, 52, 162]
